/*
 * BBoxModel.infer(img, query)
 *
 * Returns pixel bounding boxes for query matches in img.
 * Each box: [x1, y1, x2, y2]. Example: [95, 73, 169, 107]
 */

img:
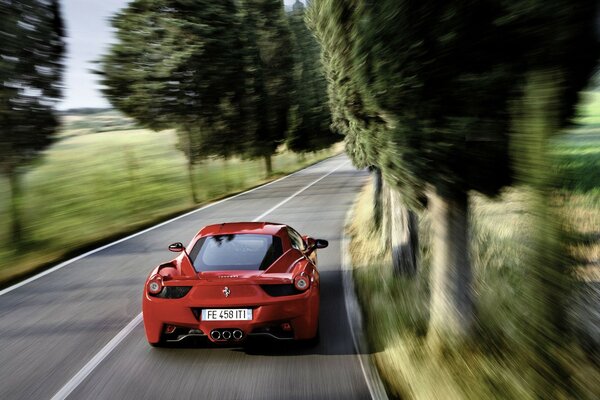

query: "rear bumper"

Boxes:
[142, 288, 318, 343]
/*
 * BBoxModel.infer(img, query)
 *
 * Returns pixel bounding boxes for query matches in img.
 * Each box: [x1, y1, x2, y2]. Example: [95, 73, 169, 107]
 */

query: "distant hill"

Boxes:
[59, 107, 112, 116]
[59, 108, 141, 138]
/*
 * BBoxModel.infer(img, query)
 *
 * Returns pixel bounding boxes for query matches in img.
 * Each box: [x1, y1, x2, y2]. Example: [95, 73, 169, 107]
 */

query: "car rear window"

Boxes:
[189, 234, 283, 271]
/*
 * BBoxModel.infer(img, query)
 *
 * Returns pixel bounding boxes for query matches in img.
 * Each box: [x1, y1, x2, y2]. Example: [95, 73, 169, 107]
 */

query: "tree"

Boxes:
[286, 1, 340, 153]
[506, 3, 598, 394]
[309, 0, 598, 347]
[307, 1, 420, 275]
[240, 0, 295, 176]
[100, 0, 246, 202]
[0, 0, 65, 244]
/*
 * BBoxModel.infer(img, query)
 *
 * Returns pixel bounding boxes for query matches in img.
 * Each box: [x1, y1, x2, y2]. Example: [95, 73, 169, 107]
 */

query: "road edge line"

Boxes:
[0, 154, 343, 297]
[49, 314, 143, 400]
[342, 207, 389, 400]
[49, 157, 350, 400]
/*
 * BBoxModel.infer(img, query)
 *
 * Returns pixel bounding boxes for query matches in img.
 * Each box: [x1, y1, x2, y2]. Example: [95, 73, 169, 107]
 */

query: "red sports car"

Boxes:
[142, 222, 328, 346]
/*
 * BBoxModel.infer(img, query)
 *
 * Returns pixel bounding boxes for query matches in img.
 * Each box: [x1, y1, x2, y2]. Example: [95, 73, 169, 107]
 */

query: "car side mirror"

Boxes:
[303, 235, 316, 250]
[315, 239, 328, 249]
[168, 242, 185, 252]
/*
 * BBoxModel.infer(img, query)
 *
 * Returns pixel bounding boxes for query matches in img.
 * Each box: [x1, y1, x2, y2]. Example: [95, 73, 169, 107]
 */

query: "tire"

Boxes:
[301, 325, 320, 347]
[309, 325, 320, 346]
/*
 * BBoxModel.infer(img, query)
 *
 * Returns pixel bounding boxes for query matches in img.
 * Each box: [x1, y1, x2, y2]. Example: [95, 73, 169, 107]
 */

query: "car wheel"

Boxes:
[301, 325, 320, 347]
[149, 341, 164, 348]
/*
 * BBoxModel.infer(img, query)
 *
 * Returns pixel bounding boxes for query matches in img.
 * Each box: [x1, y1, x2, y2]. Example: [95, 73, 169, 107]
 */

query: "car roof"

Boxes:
[197, 222, 288, 237]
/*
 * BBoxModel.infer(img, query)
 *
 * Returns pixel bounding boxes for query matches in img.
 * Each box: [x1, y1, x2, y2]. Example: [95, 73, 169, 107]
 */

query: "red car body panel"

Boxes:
[142, 222, 322, 345]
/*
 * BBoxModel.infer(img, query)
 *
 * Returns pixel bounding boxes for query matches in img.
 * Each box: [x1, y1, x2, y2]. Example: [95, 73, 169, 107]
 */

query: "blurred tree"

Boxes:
[286, 1, 340, 153]
[240, 0, 295, 176]
[506, 3, 598, 395]
[0, 0, 65, 244]
[310, 0, 598, 348]
[100, 0, 245, 203]
[306, 1, 380, 170]
[307, 1, 420, 276]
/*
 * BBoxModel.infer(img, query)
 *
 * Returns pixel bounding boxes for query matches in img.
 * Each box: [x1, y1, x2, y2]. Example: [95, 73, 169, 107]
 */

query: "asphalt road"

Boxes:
[0, 154, 373, 400]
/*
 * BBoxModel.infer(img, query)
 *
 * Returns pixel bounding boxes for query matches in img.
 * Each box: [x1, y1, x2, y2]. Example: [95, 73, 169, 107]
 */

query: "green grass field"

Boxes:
[347, 93, 600, 399]
[0, 126, 340, 284]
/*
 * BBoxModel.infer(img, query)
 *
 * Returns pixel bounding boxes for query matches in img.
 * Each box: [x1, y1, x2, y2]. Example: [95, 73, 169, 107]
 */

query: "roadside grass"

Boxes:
[575, 90, 600, 126]
[555, 132, 600, 277]
[0, 128, 341, 284]
[347, 130, 600, 399]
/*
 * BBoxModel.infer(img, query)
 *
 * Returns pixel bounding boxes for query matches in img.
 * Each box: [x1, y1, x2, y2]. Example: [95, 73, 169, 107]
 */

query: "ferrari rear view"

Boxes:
[142, 222, 328, 346]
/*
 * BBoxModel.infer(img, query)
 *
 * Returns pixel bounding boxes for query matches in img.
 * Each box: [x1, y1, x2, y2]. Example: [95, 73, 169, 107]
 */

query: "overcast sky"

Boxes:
[59, 0, 300, 110]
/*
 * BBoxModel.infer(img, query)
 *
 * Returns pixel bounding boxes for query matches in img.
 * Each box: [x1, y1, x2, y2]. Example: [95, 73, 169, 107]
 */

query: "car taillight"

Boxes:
[260, 284, 301, 297]
[294, 275, 310, 291]
[155, 286, 192, 299]
[147, 275, 163, 295]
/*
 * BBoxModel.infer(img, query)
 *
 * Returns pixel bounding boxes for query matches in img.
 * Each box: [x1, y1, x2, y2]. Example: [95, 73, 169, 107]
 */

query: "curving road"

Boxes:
[0, 155, 375, 400]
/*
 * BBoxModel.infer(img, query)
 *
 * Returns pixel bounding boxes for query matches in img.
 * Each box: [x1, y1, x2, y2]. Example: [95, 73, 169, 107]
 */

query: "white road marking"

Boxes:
[252, 160, 349, 222]
[341, 211, 389, 400]
[50, 314, 143, 400]
[48, 158, 348, 400]
[0, 155, 341, 297]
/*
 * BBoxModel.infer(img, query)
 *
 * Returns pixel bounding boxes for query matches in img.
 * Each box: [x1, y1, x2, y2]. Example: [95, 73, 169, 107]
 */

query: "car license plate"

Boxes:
[201, 309, 253, 321]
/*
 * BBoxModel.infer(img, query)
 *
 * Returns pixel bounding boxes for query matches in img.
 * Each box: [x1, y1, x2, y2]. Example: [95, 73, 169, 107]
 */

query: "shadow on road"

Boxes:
[153, 270, 370, 356]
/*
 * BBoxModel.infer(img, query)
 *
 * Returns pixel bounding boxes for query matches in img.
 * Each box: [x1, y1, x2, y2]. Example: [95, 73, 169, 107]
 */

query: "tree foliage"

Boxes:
[286, 2, 339, 153]
[101, 0, 248, 201]
[0, 0, 65, 242]
[240, 0, 295, 175]
[310, 0, 598, 344]
[0, 0, 65, 171]
[102, 0, 306, 178]
[306, 1, 385, 171]
[101, 0, 246, 160]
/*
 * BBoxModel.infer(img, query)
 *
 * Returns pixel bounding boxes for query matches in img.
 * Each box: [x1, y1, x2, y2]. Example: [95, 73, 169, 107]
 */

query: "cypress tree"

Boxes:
[308, 1, 420, 275]
[310, 0, 598, 348]
[101, 0, 246, 202]
[0, 0, 65, 243]
[506, 3, 598, 394]
[240, 0, 295, 176]
[286, 1, 340, 153]
[306, 1, 382, 170]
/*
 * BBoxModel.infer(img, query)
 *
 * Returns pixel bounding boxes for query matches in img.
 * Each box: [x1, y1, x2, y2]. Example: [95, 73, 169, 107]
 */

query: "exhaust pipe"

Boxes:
[222, 330, 232, 340]
[210, 330, 221, 341]
[233, 330, 243, 340]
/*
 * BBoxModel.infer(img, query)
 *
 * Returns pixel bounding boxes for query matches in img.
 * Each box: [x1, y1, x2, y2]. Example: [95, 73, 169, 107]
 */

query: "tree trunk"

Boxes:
[371, 166, 383, 229]
[7, 169, 23, 244]
[515, 70, 571, 397]
[187, 159, 198, 204]
[427, 187, 473, 347]
[517, 70, 569, 335]
[383, 182, 419, 276]
[264, 154, 273, 177]
[185, 129, 198, 203]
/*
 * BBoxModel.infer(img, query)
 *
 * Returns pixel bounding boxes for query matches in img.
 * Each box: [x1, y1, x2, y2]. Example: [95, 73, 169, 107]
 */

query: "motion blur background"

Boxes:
[1, 0, 599, 399]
